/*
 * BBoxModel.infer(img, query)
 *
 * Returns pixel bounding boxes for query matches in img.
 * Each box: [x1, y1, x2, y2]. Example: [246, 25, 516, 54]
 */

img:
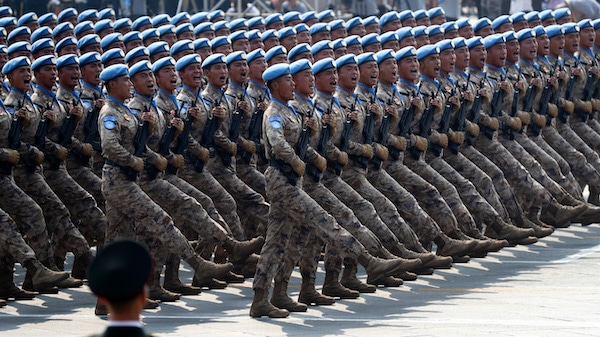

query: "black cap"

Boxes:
[88, 240, 152, 302]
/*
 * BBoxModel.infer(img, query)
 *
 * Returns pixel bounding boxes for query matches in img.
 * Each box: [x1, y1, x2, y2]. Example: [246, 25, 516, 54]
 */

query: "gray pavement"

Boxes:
[2, 224, 600, 336]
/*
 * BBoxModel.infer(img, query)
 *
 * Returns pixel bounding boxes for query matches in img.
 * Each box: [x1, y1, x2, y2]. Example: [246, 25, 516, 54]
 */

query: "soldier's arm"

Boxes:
[99, 109, 138, 167]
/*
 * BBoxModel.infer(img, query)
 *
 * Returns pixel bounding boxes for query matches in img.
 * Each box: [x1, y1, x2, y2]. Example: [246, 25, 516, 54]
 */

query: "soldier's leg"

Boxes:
[66, 161, 105, 212]
[237, 162, 267, 198]
[570, 119, 600, 152]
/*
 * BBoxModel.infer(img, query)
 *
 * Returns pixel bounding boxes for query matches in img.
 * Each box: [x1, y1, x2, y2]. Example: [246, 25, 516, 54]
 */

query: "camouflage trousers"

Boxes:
[14, 165, 90, 257]
[43, 162, 106, 246]
[569, 118, 600, 158]
[587, 117, 600, 134]
[66, 156, 105, 212]
[236, 161, 267, 239]
[0, 207, 36, 264]
[0, 173, 52, 262]
[557, 119, 600, 169]
[253, 167, 363, 291]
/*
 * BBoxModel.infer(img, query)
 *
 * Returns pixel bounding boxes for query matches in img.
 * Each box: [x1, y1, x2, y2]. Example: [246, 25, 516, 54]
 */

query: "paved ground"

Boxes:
[2, 224, 600, 336]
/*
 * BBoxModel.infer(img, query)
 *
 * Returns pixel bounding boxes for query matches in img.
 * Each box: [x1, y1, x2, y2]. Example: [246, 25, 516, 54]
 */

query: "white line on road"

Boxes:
[552, 243, 600, 264]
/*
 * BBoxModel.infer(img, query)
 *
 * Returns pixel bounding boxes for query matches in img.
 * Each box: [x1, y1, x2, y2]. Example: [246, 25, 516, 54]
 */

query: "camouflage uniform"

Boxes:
[79, 82, 106, 188]
[0, 207, 37, 264]
[570, 48, 600, 153]
[246, 80, 271, 172]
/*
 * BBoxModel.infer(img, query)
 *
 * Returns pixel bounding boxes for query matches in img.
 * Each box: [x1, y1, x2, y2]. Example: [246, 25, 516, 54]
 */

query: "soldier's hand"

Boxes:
[448, 96, 459, 106]
[226, 141, 237, 155]
[142, 111, 157, 130]
[411, 96, 424, 112]
[348, 111, 359, 122]
[563, 100, 575, 114]
[322, 113, 334, 126]
[430, 97, 442, 109]
[571, 67, 583, 78]
[436, 134, 448, 148]
[392, 136, 407, 151]
[374, 143, 389, 161]
[593, 99, 600, 111]
[291, 157, 306, 177]
[199, 146, 210, 163]
[95, 99, 104, 109]
[131, 156, 144, 172]
[385, 105, 397, 118]
[361, 144, 374, 159]
[533, 113, 547, 128]
[499, 81, 510, 93]
[337, 151, 348, 166]
[80, 143, 93, 157]
[558, 70, 569, 83]
[237, 101, 251, 115]
[518, 111, 531, 125]
[413, 135, 428, 152]
[240, 139, 257, 154]
[575, 99, 593, 113]
[154, 155, 168, 171]
[55, 144, 68, 161]
[531, 78, 542, 88]
[488, 117, 499, 131]
[170, 154, 184, 169]
[212, 105, 226, 119]
[548, 76, 558, 89]
[449, 131, 464, 145]
[2, 149, 19, 165]
[43, 110, 57, 125]
[547, 103, 558, 117]
[507, 117, 522, 131]
[514, 81, 525, 92]
[305, 117, 318, 134]
[480, 88, 491, 102]
[590, 66, 600, 78]
[368, 103, 379, 115]
[15, 107, 30, 126]
[188, 106, 200, 118]
[465, 123, 480, 137]
[171, 117, 185, 137]
[312, 154, 327, 172]
[32, 147, 44, 165]
[70, 105, 83, 122]
[462, 90, 474, 103]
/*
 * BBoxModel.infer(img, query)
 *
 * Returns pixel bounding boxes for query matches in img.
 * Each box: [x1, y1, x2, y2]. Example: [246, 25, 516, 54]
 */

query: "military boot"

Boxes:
[434, 233, 477, 257]
[42, 258, 83, 289]
[163, 256, 201, 295]
[71, 252, 93, 280]
[250, 288, 289, 318]
[270, 279, 307, 312]
[484, 219, 537, 244]
[340, 259, 376, 293]
[367, 275, 404, 287]
[95, 300, 108, 316]
[588, 185, 600, 206]
[404, 238, 454, 269]
[359, 253, 421, 287]
[454, 229, 508, 255]
[515, 216, 554, 238]
[222, 236, 265, 264]
[148, 271, 180, 302]
[186, 255, 232, 290]
[322, 269, 360, 299]
[389, 243, 437, 265]
[297, 274, 335, 306]
[24, 259, 69, 290]
[544, 201, 588, 228]
[396, 271, 418, 281]
[0, 264, 35, 300]
[574, 204, 600, 226]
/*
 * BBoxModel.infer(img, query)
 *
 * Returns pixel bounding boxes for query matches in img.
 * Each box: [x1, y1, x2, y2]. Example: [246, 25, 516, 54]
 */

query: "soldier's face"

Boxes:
[8, 66, 31, 91]
[197, 48, 212, 63]
[429, 33, 443, 44]
[126, 40, 143, 53]
[81, 61, 103, 86]
[312, 31, 330, 43]
[144, 37, 160, 46]
[111, 75, 133, 101]
[156, 66, 178, 92]
[444, 29, 459, 39]
[58, 64, 81, 88]
[415, 36, 430, 49]
[179, 31, 194, 41]
[455, 46, 470, 70]
[293, 69, 314, 97]
[98, 28, 114, 39]
[338, 63, 359, 91]
[378, 58, 398, 85]
[469, 45, 487, 69]
[59, 45, 79, 57]
[420, 54, 440, 78]
[458, 26, 474, 39]
[161, 33, 177, 47]
[401, 19, 416, 28]
[249, 58, 267, 81]
[273, 74, 294, 101]
[331, 28, 346, 41]
[416, 18, 430, 27]
[131, 70, 155, 96]
[315, 68, 337, 94]
[82, 44, 102, 54]
[232, 39, 250, 53]
[399, 36, 416, 48]
[334, 47, 347, 59]
[215, 28, 230, 37]
[35, 65, 57, 89]
[431, 16, 446, 25]
[506, 40, 520, 64]
[486, 43, 506, 67]
[439, 49, 455, 74]
[542, 18, 556, 27]
[529, 19, 541, 28]
[205, 63, 228, 87]
[228, 60, 248, 85]
[364, 43, 381, 53]
[537, 34, 550, 56]
[398, 56, 419, 82]
[173, 50, 193, 61]
[520, 37, 538, 61]
[382, 20, 401, 33]
[249, 38, 264, 51]
[280, 35, 297, 52]
[564, 32, 579, 54]
[496, 23, 514, 34]
[268, 54, 289, 66]
[296, 31, 311, 44]
[359, 61, 378, 87]
[477, 26, 494, 38]
[513, 21, 529, 32]
[313, 49, 334, 62]
[382, 40, 400, 52]
[214, 44, 232, 55]
[580, 27, 595, 48]
[263, 37, 280, 51]
[347, 44, 363, 55]
[365, 24, 379, 35]
[198, 31, 215, 40]
[267, 22, 284, 31]
[349, 25, 367, 37]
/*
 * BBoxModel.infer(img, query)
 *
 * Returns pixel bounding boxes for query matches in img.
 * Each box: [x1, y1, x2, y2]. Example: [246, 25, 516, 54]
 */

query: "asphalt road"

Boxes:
[2, 224, 600, 337]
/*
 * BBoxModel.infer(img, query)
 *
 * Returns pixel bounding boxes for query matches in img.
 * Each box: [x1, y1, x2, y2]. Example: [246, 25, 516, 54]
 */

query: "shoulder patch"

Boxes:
[102, 115, 117, 130]
[268, 115, 282, 129]
[81, 99, 93, 110]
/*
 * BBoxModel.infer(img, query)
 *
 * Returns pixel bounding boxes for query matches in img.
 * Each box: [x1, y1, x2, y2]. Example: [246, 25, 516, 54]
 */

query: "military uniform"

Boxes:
[78, 81, 106, 194]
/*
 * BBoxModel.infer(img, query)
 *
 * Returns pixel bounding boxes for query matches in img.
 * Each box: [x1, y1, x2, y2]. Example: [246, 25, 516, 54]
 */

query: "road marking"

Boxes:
[552, 243, 600, 263]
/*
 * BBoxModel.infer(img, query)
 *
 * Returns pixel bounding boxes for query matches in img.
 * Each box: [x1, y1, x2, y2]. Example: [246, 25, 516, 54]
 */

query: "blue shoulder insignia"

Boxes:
[102, 115, 117, 130]
[268, 115, 282, 129]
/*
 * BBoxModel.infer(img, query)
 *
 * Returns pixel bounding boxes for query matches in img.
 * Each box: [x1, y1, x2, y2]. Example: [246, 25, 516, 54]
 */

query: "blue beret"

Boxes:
[344, 35, 361, 46]
[265, 45, 287, 62]
[132, 16, 152, 31]
[176, 53, 202, 71]
[94, 19, 114, 34]
[511, 12, 526, 23]
[261, 29, 278, 42]
[101, 33, 123, 50]
[55, 36, 77, 52]
[293, 23, 308, 34]
[18, 12, 38, 26]
[157, 24, 176, 36]
[152, 56, 176, 73]
[517, 28, 536, 42]
[263, 63, 290, 82]
[98, 8, 116, 20]
[0, 17, 16, 28]
[74, 21, 94, 37]
[301, 11, 317, 23]
[210, 36, 231, 49]
[175, 23, 194, 36]
[229, 18, 247, 31]
[125, 46, 150, 63]
[248, 29, 261, 41]
[399, 10, 414, 22]
[310, 22, 330, 35]
[361, 33, 380, 47]
[170, 39, 194, 55]
[562, 22, 580, 34]
[364, 16, 379, 27]
[288, 43, 310, 60]
[193, 38, 210, 50]
[526, 11, 540, 22]
[171, 12, 190, 26]
[492, 15, 512, 30]
[31, 26, 52, 42]
[428, 7, 445, 19]
[8, 26, 30, 41]
[290, 59, 312, 75]
[214, 21, 229, 32]
[436, 39, 454, 51]
[375, 49, 394, 64]
[247, 16, 265, 29]
[0, 45, 6, 54]
[473, 18, 492, 33]
[283, 11, 301, 25]
[38, 13, 57, 26]
[395, 46, 417, 61]
[247, 48, 265, 63]
[148, 41, 169, 56]
[31, 55, 56, 72]
[594, 19, 600, 30]
[101, 48, 125, 64]
[0, 28, 5, 40]
[100, 64, 128, 82]
[265, 13, 283, 27]
[452, 37, 467, 49]
[416, 44, 440, 60]
[533, 25, 547, 37]
[397, 27, 414, 40]
[32, 38, 55, 54]
[194, 22, 214, 36]
[208, 10, 224, 21]
[503, 31, 517, 42]
[578, 19, 593, 30]
[77, 34, 100, 50]
[79, 51, 102, 67]
[202, 53, 226, 68]
[313, 57, 335, 75]
[7, 41, 30, 54]
[190, 12, 209, 26]
[141, 28, 159, 41]
[540, 9, 554, 21]
[129, 60, 152, 78]
[58, 8, 77, 23]
[380, 12, 399, 28]
[77, 9, 97, 23]
[467, 36, 484, 49]
[229, 30, 249, 42]
[483, 33, 506, 49]
[428, 25, 444, 36]
[114, 18, 132, 31]
[442, 21, 458, 33]
[226, 51, 247, 66]
[414, 10, 428, 20]
[330, 19, 345, 31]
[456, 18, 471, 29]
[339, 53, 359, 67]
[123, 31, 142, 45]
[56, 54, 78, 69]
[413, 26, 429, 37]
[332, 38, 347, 50]
[2, 56, 30, 74]
[380, 31, 398, 45]
[52, 22, 73, 38]
[311, 40, 332, 55]
[318, 10, 335, 22]
[346, 17, 363, 32]
[0, 6, 11, 16]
